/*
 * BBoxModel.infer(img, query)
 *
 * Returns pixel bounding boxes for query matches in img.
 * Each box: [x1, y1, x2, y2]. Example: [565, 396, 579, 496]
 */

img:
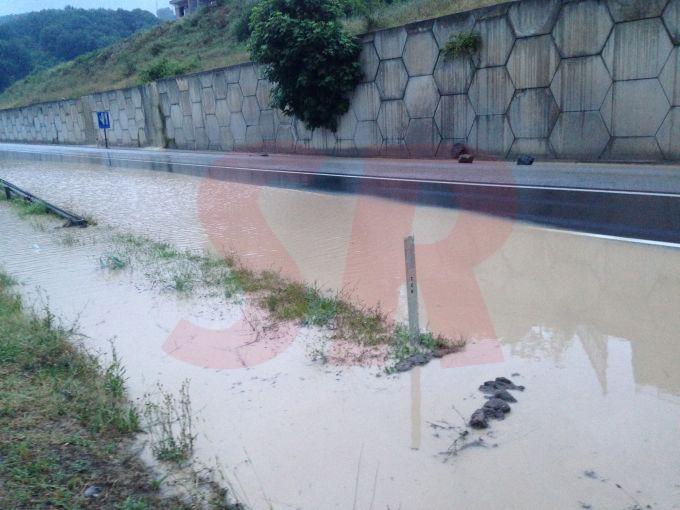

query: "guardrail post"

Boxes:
[4, 186, 10, 200]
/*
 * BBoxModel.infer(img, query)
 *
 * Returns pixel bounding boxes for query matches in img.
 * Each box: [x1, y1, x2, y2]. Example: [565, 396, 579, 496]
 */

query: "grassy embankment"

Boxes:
[0, 0, 505, 109]
[0, 271, 199, 508]
[0, 195, 240, 508]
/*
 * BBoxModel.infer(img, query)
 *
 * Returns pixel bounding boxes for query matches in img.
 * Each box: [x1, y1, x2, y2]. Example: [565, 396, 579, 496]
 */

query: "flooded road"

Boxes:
[1, 154, 679, 509]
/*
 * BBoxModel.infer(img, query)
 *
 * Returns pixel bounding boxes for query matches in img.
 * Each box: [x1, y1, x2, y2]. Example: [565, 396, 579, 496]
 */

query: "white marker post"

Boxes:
[404, 235, 420, 345]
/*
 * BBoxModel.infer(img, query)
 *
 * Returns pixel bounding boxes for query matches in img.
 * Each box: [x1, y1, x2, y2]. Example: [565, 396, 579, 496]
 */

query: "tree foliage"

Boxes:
[0, 7, 159, 93]
[249, 0, 362, 132]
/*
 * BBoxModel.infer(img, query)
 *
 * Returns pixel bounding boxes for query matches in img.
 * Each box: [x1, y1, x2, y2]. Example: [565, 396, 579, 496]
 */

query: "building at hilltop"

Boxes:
[170, 0, 214, 18]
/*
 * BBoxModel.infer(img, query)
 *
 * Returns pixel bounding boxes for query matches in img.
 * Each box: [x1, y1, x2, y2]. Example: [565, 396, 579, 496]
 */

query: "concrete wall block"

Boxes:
[433, 13, 476, 47]
[657, 107, 680, 158]
[182, 116, 195, 142]
[507, 34, 559, 89]
[180, 91, 192, 115]
[604, 136, 663, 160]
[610, 79, 670, 136]
[205, 114, 220, 144]
[188, 77, 202, 103]
[433, 55, 474, 95]
[374, 27, 408, 59]
[220, 126, 235, 150]
[508, 0, 561, 37]
[256, 80, 273, 110]
[606, 0, 669, 22]
[215, 99, 230, 126]
[294, 119, 312, 141]
[239, 64, 258, 96]
[245, 125, 264, 150]
[230, 112, 247, 142]
[380, 139, 409, 158]
[508, 88, 559, 138]
[403, 31, 440, 76]
[213, 72, 228, 99]
[336, 110, 358, 140]
[405, 117, 441, 157]
[259, 110, 278, 140]
[509, 138, 555, 159]
[225, 66, 241, 84]
[602, 18, 673, 81]
[664, 0, 680, 44]
[242, 96, 261, 126]
[199, 72, 214, 88]
[473, 15, 515, 68]
[469, 66, 515, 115]
[310, 128, 337, 152]
[275, 124, 296, 151]
[376, 59, 409, 100]
[354, 120, 382, 154]
[227, 84, 244, 113]
[404, 75, 440, 118]
[469, 114, 514, 156]
[201, 88, 216, 115]
[660, 48, 680, 106]
[435, 94, 475, 139]
[351, 82, 381, 121]
[553, 0, 613, 57]
[194, 127, 209, 149]
[359, 42, 380, 82]
[551, 55, 612, 112]
[377, 100, 410, 139]
[549, 111, 610, 159]
[334, 139, 358, 156]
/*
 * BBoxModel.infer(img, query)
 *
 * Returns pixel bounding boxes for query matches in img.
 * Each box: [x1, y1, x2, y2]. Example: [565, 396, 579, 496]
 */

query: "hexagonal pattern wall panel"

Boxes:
[508, 0, 561, 37]
[433, 56, 474, 95]
[403, 31, 440, 77]
[435, 94, 475, 140]
[469, 67, 515, 115]
[508, 88, 559, 138]
[550, 111, 610, 159]
[553, 0, 613, 57]
[432, 14, 475, 47]
[606, 0, 669, 22]
[551, 56, 612, 112]
[405, 118, 441, 156]
[374, 27, 408, 60]
[351, 83, 382, 121]
[657, 107, 680, 158]
[609, 79, 670, 137]
[660, 47, 680, 106]
[469, 115, 514, 156]
[664, 0, 680, 44]
[507, 35, 560, 89]
[376, 59, 409, 100]
[602, 18, 673, 81]
[359, 43, 380, 82]
[404, 75, 440, 118]
[377, 100, 410, 139]
[473, 16, 515, 68]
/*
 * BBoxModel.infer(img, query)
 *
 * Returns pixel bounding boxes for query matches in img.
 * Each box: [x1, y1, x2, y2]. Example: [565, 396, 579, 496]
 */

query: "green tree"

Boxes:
[249, 0, 362, 131]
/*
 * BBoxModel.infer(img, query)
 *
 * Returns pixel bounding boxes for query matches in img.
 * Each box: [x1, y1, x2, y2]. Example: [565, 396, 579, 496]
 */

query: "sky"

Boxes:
[0, 0, 170, 16]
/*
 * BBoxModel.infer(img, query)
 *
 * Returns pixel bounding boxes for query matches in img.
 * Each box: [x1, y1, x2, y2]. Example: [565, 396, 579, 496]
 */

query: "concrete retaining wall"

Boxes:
[1, 0, 679, 161]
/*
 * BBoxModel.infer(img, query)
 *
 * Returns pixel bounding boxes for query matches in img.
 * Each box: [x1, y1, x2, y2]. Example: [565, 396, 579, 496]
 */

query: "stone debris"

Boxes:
[517, 154, 535, 165]
[393, 352, 432, 372]
[469, 376, 524, 429]
[458, 153, 474, 163]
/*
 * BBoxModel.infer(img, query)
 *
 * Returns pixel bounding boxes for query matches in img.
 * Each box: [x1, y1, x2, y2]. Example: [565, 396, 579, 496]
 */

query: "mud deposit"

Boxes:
[1, 157, 680, 509]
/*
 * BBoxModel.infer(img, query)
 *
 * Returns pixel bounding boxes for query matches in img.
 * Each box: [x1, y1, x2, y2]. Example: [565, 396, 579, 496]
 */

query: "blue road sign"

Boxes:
[96, 111, 111, 129]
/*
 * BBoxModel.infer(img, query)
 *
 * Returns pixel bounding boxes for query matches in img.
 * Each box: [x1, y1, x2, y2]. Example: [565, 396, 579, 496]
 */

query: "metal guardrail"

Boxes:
[1, 178, 88, 227]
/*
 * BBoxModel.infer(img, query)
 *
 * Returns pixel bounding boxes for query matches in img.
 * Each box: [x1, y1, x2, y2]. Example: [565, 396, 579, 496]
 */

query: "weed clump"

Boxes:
[442, 31, 481, 60]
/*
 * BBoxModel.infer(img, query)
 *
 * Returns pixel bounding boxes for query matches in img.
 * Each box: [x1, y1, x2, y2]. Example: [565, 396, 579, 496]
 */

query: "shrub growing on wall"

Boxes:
[249, 0, 362, 132]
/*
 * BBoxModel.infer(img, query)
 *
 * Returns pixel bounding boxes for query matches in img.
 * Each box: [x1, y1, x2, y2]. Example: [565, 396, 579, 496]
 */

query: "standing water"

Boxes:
[0, 155, 679, 509]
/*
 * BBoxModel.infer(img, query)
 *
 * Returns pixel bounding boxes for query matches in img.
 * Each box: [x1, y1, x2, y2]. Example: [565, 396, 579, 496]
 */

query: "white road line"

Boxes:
[528, 225, 680, 248]
[3, 147, 680, 198]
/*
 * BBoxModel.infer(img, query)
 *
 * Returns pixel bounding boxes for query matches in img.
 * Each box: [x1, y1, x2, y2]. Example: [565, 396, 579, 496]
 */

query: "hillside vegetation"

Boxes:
[0, 0, 504, 110]
[0, 7, 159, 94]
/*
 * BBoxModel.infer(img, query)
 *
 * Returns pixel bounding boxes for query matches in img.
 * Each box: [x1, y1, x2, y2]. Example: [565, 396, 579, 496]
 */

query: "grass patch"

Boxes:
[9, 198, 50, 217]
[0, 269, 196, 508]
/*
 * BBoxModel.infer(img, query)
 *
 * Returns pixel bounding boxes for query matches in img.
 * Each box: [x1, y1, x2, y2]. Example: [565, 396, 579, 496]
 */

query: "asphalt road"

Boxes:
[1, 143, 679, 243]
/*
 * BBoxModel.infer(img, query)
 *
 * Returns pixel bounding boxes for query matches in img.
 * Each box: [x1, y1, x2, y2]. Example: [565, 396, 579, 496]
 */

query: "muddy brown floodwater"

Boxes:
[1, 156, 679, 509]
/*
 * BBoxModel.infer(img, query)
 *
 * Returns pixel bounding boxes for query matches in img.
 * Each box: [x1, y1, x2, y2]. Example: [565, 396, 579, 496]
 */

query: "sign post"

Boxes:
[404, 235, 420, 345]
[96, 111, 111, 148]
